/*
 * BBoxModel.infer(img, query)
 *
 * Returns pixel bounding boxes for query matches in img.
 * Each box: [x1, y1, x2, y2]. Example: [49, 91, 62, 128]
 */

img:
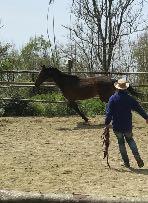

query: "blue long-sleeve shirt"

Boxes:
[105, 90, 148, 133]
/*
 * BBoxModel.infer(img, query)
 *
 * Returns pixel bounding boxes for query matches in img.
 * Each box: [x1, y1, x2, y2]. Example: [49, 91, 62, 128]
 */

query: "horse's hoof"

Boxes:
[84, 121, 91, 125]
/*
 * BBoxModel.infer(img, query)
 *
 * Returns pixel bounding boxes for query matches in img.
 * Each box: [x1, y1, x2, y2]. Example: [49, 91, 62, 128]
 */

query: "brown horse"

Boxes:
[35, 65, 139, 122]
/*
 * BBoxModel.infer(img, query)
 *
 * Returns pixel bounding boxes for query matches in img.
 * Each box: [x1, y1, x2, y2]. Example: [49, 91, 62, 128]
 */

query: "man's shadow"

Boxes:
[113, 167, 148, 175]
[130, 168, 148, 175]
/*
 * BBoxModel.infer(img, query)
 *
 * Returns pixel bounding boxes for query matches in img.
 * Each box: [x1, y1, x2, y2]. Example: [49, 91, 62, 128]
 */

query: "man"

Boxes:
[105, 78, 148, 168]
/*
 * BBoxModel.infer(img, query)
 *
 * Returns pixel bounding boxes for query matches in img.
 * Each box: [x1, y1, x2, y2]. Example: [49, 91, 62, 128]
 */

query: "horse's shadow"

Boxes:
[56, 122, 105, 131]
[74, 122, 105, 130]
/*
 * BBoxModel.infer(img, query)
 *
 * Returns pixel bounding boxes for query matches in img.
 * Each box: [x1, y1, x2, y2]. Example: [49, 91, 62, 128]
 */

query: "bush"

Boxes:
[80, 98, 106, 116]
[3, 96, 35, 116]
[31, 93, 106, 117]
[31, 93, 75, 117]
[30, 102, 46, 116]
[1, 93, 106, 117]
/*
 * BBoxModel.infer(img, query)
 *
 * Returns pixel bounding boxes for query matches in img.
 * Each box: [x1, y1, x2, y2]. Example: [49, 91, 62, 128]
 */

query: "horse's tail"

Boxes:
[127, 85, 142, 98]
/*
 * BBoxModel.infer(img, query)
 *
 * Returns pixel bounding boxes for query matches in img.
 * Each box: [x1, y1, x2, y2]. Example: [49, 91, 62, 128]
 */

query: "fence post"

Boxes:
[68, 60, 73, 74]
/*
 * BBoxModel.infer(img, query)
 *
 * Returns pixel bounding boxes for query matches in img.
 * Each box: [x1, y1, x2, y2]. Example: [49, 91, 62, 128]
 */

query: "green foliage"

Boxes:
[0, 35, 63, 74]
[1, 92, 106, 117]
[80, 98, 106, 116]
[30, 103, 46, 116]
[0, 35, 64, 100]
[0, 42, 20, 71]
[44, 103, 71, 117]
[30, 92, 73, 117]
[132, 30, 148, 84]
[31, 92, 64, 102]
[30, 96, 105, 117]
[3, 96, 35, 116]
[20, 35, 51, 69]
[132, 31, 148, 106]
[19, 35, 61, 70]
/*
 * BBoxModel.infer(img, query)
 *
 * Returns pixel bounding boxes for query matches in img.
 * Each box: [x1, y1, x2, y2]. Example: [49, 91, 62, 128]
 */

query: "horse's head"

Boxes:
[35, 65, 57, 87]
[35, 65, 49, 87]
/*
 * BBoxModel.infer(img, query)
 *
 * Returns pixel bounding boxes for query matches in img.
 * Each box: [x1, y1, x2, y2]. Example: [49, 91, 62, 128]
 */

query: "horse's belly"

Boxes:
[63, 86, 98, 101]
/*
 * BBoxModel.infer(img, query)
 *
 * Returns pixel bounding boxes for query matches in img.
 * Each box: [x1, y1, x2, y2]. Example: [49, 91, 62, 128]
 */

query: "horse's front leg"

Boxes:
[68, 101, 89, 123]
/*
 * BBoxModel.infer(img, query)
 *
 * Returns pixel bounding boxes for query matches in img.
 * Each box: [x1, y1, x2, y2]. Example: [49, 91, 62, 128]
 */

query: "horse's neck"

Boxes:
[51, 71, 65, 88]
[51, 72, 79, 88]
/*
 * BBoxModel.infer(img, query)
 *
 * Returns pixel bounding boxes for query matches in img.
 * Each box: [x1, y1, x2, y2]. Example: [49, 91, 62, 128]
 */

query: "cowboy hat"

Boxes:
[114, 79, 129, 90]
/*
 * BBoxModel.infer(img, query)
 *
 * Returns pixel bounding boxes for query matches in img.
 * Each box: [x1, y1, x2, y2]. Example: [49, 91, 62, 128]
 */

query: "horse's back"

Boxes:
[61, 75, 115, 101]
[79, 76, 113, 85]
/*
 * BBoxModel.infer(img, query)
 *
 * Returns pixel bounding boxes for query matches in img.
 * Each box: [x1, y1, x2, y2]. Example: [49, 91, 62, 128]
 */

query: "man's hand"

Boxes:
[105, 125, 110, 129]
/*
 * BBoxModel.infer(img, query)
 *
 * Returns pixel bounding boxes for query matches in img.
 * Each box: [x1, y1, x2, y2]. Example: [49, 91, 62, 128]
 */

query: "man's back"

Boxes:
[105, 90, 147, 133]
[104, 79, 148, 168]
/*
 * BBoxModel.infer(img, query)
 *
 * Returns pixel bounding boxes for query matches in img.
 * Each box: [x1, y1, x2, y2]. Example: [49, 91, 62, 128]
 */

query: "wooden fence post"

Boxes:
[68, 60, 73, 74]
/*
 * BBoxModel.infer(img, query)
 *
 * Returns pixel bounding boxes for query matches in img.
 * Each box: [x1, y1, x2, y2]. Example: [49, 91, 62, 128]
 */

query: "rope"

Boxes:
[102, 127, 110, 168]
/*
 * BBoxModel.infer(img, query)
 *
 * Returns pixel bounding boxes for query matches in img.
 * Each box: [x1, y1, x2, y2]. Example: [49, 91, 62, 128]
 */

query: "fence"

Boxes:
[0, 70, 148, 104]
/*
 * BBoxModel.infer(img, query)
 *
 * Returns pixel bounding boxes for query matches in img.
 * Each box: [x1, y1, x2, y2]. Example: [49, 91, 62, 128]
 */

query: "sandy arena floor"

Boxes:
[0, 114, 148, 200]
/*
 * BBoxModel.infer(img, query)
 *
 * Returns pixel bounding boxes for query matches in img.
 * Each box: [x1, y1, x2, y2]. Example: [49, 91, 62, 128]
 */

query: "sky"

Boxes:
[0, 0, 148, 50]
[0, 0, 71, 49]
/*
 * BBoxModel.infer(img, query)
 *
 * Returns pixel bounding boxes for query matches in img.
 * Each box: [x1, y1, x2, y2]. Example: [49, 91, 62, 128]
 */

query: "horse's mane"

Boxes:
[50, 66, 80, 84]
[49, 66, 117, 87]
[44, 66, 140, 97]
[49, 66, 115, 82]
[49, 67, 140, 95]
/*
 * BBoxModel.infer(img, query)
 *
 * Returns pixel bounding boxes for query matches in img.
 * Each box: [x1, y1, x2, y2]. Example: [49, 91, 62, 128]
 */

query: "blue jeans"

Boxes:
[114, 131, 141, 164]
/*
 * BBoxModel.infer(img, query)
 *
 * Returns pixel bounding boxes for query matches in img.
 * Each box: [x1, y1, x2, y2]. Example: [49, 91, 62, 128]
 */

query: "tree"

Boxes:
[0, 43, 18, 70]
[18, 35, 62, 84]
[0, 42, 21, 82]
[66, 0, 147, 72]
[20, 35, 62, 70]
[20, 35, 52, 70]
[132, 30, 148, 84]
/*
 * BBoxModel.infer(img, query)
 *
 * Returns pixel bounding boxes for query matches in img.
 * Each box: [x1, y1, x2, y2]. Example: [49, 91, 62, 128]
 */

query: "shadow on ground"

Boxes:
[56, 122, 105, 131]
[112, 167, 148, 175]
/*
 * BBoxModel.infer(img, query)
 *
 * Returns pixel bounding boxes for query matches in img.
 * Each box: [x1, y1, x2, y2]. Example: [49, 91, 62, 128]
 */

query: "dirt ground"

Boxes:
[0, 114, 148, 200]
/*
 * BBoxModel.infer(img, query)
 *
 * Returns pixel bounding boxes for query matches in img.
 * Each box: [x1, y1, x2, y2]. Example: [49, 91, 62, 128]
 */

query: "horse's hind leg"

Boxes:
[68, 101, 89, 122]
